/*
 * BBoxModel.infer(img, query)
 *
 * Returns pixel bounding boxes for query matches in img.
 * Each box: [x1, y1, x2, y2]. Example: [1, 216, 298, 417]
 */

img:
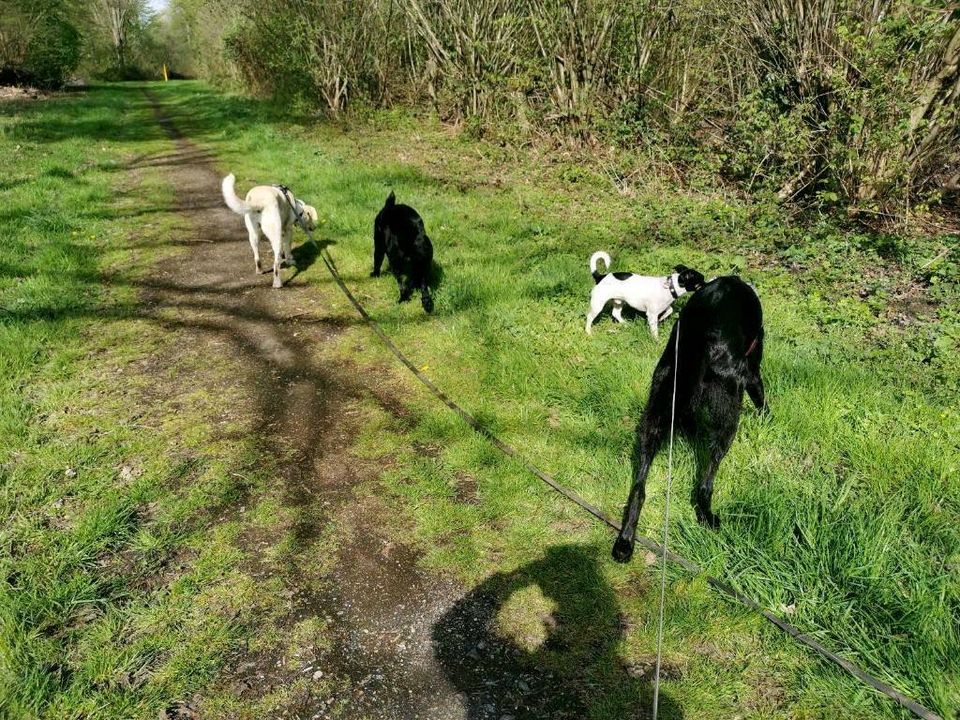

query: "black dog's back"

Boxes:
[372, 191, 434, 312]
[377, 193, 428, 244]
[677, 277, 763, 363]
[662, 277, 764, 414]
[613, 276, 766, 562]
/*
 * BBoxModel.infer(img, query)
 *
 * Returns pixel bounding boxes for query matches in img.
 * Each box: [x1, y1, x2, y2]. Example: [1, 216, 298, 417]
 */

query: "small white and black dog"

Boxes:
[585, 251, 705, 337]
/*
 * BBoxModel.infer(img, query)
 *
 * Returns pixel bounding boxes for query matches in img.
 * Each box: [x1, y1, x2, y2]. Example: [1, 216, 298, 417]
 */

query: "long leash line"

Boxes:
[652, 318, 680, 720]
[310, 238, 942, 720]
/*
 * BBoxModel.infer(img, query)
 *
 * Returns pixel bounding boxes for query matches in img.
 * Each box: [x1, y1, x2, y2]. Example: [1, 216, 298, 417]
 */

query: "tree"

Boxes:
[0, 0, 82, 87]
[89, 0, 148, 71]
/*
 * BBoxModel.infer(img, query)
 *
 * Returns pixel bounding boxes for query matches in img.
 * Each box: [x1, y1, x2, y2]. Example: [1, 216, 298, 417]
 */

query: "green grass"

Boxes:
[2, 81, 958, 719]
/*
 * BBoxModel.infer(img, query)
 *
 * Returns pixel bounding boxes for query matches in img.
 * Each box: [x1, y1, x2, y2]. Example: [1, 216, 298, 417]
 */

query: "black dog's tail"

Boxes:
[385, 190, 396, 209]
[590, 250, 612, 283]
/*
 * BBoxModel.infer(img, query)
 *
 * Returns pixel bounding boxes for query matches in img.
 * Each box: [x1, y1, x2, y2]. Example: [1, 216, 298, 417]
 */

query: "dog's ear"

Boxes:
[674, 264, 689, 273]
[385, 190, 396, 208]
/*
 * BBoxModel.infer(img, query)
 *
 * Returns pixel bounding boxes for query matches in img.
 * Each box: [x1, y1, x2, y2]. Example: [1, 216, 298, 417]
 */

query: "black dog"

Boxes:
[372, 191, 434, 312]
[612, 276, 767, 563]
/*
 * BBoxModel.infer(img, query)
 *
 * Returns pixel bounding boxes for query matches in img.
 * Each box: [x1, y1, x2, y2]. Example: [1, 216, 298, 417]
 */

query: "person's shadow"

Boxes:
[432, 544, 683, 719]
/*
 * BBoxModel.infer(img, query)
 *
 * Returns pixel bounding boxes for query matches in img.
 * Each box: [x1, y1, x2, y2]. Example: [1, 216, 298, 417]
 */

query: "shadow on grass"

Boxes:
[289, 236, 334, 280]
[433, 543, 683, 719]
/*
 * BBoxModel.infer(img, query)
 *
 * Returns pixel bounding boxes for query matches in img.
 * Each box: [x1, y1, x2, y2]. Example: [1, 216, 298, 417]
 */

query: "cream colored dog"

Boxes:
[221, 173, 318, 288]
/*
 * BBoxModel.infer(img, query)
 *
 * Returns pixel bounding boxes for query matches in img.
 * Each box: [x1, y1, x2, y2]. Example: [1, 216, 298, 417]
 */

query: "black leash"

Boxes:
[313, 242, 942, 720]
[274, 184, 309, 231]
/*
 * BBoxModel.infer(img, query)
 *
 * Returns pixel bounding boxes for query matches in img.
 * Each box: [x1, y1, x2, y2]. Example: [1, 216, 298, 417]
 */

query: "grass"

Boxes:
[1, 81, 958, 719]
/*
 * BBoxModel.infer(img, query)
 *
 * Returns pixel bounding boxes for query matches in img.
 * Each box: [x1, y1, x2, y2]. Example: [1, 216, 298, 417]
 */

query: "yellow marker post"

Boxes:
[162, 64, 169, 81]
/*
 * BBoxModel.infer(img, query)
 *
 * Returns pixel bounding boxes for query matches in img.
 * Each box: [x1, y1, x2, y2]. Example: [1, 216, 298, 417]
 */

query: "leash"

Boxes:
[275, 184, 310, 232]
[307, 237, 942, 720]
[652, 318, 680, 720]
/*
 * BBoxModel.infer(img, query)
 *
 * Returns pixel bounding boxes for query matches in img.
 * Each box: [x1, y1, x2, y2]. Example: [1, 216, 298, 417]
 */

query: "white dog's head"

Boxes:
[298, 203, 318, 231]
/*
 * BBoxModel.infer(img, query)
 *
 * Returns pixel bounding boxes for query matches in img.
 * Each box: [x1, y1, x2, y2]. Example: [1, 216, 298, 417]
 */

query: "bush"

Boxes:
[0, 2, 81, 89]
[166, 0, 960, 215]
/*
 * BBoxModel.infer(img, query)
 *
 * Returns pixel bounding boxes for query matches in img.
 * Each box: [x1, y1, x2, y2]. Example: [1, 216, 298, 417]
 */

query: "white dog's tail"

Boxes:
[221, 173, 251, 215]
[590, 250, 611, 283]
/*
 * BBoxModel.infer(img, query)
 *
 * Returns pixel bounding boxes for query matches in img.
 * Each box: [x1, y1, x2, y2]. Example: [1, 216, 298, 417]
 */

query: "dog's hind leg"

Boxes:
[658, 306, 673, 322]
[585, 293, 606, 334]
[371, 225, 386, 277]
[281, 224, 296, 269]
[611, 300, 625, 323]
[244, 214, 263, 274]
[612, 360, 675, 562]
[261, 213, 284, 288]
[612, 409, 668, 562]
[690, 384, 741, 528]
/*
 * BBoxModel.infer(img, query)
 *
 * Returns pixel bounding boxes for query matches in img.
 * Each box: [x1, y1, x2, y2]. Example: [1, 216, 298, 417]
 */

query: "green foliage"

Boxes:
[164, 0, 959, 217]
[23, 15, 81, 87]
[0, 0, 81, 88]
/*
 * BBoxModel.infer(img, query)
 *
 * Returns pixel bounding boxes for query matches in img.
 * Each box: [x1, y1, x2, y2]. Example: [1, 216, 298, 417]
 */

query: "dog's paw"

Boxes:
[370, 269, 381, 277]
[696, 509, 721, 530]
[272, 275, 283, 289]
[611, 536, 635, 563]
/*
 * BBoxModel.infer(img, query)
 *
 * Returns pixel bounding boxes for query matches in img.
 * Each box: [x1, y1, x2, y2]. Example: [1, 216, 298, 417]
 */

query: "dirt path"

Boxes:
[138, 93, 470, 719]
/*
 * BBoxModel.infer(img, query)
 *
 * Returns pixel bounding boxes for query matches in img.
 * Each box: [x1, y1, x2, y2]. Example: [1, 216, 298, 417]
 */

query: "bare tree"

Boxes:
[90, 0, 147, 69]
[530, 0, 619, 125]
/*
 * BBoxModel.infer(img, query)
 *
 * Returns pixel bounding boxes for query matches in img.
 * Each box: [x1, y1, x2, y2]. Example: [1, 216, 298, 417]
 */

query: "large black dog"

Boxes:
[612, 276, 767, 563]
[372, 191, 434, 312]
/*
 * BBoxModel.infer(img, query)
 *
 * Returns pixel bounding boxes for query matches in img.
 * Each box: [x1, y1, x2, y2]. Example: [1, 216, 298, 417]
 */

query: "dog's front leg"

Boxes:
[745, 338, 768, 414]
[647, 314, 659, 340]
[746, 374, 767, 414]
[418, 274, 434, 313]
[272, 257, 283, 288]
[397, 277, 413, 303]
